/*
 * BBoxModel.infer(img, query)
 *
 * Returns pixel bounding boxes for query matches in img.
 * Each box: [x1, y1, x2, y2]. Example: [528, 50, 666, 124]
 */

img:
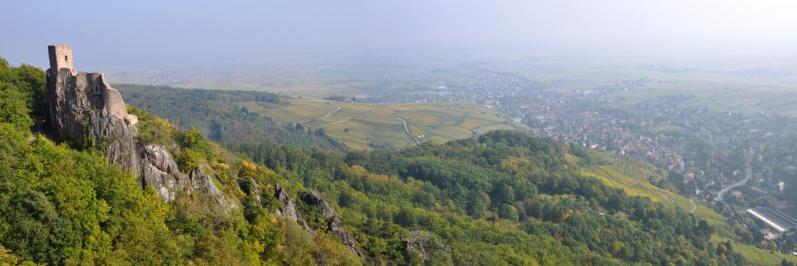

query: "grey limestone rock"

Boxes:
[300, 191, 363, 258]
[140, 144, 188, 201]
[189, 168, 231, 208]
[275, 184, 301, 221]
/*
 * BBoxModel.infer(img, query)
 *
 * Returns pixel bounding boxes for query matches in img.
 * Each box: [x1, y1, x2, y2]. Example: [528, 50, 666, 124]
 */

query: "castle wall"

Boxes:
[49, 45, 130, 122]
[48, 44, 74, 70]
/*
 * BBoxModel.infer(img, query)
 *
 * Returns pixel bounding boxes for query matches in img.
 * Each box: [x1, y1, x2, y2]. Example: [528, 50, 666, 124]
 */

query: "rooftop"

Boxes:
[746, 207, 797, 233]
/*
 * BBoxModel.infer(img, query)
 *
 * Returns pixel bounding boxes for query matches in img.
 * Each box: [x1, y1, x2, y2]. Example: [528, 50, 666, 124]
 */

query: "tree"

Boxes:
[0, 83, 33, 130]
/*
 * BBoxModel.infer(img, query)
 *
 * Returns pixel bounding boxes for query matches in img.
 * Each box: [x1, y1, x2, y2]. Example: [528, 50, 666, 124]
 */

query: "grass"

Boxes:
[238, 98, 526, 150]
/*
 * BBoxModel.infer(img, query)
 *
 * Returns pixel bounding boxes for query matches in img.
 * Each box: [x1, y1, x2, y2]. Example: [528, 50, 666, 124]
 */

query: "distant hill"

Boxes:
[116, 84, 345, 149]
[240, 98, 526, 150]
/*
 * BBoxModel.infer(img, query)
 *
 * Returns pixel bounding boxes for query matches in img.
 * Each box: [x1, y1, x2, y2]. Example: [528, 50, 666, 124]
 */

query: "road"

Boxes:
[715, 168, 751, 202]
[297, 106, 342, 125]
[715, 149, 754, 203]
[396, 117, 421, 144]
[321, 106, 342, 120]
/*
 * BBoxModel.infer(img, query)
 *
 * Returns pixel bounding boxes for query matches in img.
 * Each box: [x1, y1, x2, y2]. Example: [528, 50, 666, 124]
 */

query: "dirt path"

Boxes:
[325, 118, 351, 126]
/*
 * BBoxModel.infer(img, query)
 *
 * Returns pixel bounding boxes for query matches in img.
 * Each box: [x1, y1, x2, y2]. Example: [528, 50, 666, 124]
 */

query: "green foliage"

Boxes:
[0, 83, 33, 131]
[128, 106, 177, 146]
[0, 57, 756, 265]
[234, 131, 747, 265]
[280, 221, 362, 266]
[0, 244, 35, 265]
[174, 127, 218, 171]
[0, 121, 184, 264]
[0, 61, 38, 131]
[116, 84, 343, 149]
[0, 58, 264, 265]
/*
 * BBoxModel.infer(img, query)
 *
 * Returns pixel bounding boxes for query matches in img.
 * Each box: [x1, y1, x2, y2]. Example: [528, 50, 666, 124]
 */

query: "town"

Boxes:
[355, 65, 797, 252]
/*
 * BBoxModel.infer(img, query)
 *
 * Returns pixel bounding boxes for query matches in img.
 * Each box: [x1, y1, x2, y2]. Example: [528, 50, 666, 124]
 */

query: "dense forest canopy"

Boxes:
[0, 57, 759, 265]
[116, 84, 343, 149]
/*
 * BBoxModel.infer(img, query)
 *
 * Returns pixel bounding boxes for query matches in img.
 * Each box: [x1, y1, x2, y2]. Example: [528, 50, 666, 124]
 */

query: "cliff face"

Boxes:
[46, 44, 230, 208]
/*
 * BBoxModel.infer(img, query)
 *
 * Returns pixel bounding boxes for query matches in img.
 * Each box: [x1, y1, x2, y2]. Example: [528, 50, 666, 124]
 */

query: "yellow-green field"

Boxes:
[577, 158, 797, 265]
[238, 98, 526, 150]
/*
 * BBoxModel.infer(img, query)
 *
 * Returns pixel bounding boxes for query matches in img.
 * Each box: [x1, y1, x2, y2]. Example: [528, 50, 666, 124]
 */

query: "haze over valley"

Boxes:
[2, 0, 797, 265]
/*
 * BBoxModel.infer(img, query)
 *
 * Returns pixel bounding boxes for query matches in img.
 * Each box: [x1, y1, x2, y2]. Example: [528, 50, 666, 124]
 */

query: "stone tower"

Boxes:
[48, 44, 74, 72]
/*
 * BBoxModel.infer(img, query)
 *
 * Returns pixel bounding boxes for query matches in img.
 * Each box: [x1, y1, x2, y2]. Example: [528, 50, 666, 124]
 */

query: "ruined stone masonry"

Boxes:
[46, 44, 228, 209]
[47, 44, 140, 170]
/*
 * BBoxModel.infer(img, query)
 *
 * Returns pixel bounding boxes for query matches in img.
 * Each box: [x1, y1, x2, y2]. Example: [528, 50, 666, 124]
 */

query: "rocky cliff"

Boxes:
[270, 185, 363, 258]
[46, 44, 231, 208]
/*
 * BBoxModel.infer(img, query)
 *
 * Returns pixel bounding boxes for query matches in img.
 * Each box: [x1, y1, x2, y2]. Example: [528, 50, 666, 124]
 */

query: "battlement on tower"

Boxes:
[48, 44, 74, 71]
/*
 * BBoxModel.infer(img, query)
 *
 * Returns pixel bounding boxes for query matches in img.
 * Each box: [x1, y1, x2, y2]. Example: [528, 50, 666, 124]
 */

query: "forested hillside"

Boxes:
[227, 126, 751, 264]
[116, 84, 343, 149]
[0, 58, 760, 265]
[1, 58, 359, 265]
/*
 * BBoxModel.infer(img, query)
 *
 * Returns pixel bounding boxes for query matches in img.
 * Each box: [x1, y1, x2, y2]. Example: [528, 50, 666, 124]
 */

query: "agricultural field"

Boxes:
[238, 98, 526, 150]
[617, 76, 797, 116]
[483, 60, 797, 117]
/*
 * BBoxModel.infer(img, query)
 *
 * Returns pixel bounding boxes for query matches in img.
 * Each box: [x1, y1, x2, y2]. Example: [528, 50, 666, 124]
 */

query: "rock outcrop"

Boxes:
[189, 168, 232, 208]
[264, 184, 361, 257]
[401, 231, 433, 261]
[300, 191, 363, 258]
[46, 44, 232, 209]
[140, 144, 187, 201]
[275, 184, 301, 221]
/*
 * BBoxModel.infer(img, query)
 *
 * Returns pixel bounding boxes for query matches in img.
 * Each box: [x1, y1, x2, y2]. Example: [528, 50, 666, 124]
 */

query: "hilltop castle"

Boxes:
[47, 44, 134, 126]
[46, 44, 230, 206]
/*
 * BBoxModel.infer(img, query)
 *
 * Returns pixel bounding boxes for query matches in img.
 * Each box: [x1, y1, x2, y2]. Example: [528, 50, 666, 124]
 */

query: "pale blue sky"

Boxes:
[2, 0, 796, 70]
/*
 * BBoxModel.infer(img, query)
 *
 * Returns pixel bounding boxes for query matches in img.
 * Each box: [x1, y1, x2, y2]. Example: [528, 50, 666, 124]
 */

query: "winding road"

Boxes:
[321, 106, 342, 120]
[396, 117, 421, 144]
[297, 106, 342, 125]
[715, 149, 754, 203]
[715, 174, 750, 202]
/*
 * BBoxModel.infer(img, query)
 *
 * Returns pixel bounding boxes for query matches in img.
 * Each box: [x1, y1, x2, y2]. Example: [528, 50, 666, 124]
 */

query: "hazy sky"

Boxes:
[2, 0, 797, 69]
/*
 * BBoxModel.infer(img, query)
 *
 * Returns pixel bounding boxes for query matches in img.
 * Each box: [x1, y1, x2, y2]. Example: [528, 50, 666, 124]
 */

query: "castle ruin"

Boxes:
[45, 44, 230, 206]
[47, 44, 137, 139]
